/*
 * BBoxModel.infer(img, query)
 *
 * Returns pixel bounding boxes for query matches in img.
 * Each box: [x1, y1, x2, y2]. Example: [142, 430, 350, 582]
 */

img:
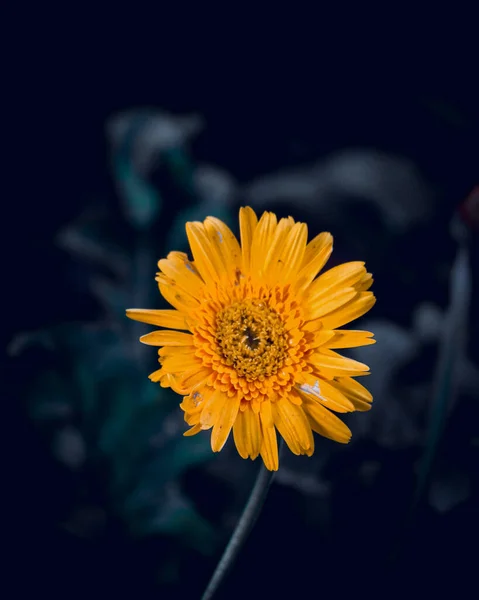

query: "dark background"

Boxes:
[6, 28, 479, 600]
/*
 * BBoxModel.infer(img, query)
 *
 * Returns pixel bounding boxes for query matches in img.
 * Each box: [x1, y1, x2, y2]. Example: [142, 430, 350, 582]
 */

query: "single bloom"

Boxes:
[127, 207, 376, 470]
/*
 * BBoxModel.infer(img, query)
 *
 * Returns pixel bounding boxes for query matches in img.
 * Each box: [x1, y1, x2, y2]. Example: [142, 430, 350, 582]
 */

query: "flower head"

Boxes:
[127, 207, 376, 470]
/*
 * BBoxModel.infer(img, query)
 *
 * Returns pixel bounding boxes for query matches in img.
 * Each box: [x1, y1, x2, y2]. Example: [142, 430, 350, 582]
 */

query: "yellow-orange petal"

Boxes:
[179, 383, 208, 414]
[126, 309, 190, 330]
[184, 423, 202, 436]
[179, 367, 212, 392]
[148, 368, 164, 382]
[158, 276, 200, 312]
[326, 329, 376, 349]
[272, 397, 313, 455]
[259, 405, 279, 471]
[302, 398, 352, 444]
[211, 393, 241, 452]
[140, 330, 195, 346]
[160, 351, 202, 373]
[271, 402, 301, 455]
[294, 232, 333, 294]
[356, 272, 373, 291]
[204, 216, 242, 286]
[163, 373, 192, 394]
[158, 345, 196, 357]
[308, 261, 366, 298]
[263, 217, 295, 280]
[272, 222, 308, 284]
[296, 375, 355, 413]
[186, 222, 224, 288]
[309, 329, 337, 348]
[320, 292, 376, 330]
[333, 377, 373, 411]
[239, 206, 258, 273]
[158, 252, 205, 297]
[233, 407, 262, 459]
[200, 388, 227, 430]
[250, 211, 278, 282]
[308, 350, 370, 376]
[305, 288, 358, 320]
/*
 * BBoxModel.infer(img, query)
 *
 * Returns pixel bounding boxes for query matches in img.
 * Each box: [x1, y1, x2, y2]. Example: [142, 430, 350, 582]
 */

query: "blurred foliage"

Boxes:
[11, 102, 479, 597]
[13, 111, 231, 574]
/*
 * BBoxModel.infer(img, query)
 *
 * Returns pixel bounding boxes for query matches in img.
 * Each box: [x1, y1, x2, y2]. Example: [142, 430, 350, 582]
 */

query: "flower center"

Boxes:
[215, 300, 288, 380]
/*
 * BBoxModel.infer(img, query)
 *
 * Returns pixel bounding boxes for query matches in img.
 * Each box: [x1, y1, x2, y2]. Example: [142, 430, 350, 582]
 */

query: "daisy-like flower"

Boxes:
[127, 207, 376, 470]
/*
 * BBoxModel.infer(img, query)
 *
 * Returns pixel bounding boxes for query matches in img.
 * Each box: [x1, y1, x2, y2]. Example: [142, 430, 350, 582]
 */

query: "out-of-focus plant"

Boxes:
[11, 110, 239, 569]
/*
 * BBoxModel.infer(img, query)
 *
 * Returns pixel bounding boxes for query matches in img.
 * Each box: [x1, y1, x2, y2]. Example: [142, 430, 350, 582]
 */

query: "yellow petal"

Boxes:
[184, 423, 202, 437]
[308, 261, 366, 298]
[148, 368, 164, 382]
[239, 206, 258, 273]
[259, 404, 279, 471]
[333, 377, 373, 412]
[272, 397, 313, 455]
[211, 393, 241, 452]
[158, 345, 196, 357]
[294, 232, 333, 294]
[140, 330, 194, 346]
[326, 329, 376, 349]
[163, 373, 191, 394]
[250, 212, 278, 282]
[179, 386, 207, 414]
[271, 402, 301, 455]
[320, 292, 376, 329]
[233, 407, 262, 459]
[158, 252, 205, 297]
[185, 221, 224, 287]
[260, 397, 274, 427]
[126, 309, 190, 330]
[296, 375, 355, 413]
[204, 217, 242, 286]
[158, 276, 200, 312]
[305, 288, 358, 320]
[302, 399, 352, 444]
[356, 272, 373, 291]
[179, 367, 212, 392]
[309, 350, 370, 376]
[160, 351, 202, 373]
[309, 329, 337, 348]
[263, 217, 295, 281]
[272, 222, 308, 284]
[200, 388, 226, 430]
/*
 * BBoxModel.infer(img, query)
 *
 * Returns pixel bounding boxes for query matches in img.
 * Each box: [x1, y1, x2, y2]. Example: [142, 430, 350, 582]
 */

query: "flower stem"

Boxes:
[201, 463, 277, 600]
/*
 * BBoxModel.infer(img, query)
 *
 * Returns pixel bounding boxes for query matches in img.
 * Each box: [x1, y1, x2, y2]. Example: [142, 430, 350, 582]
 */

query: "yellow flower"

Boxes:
[127, 207, 376, 470]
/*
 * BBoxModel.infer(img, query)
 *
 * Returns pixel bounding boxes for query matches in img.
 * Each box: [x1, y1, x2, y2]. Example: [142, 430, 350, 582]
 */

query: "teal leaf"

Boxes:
[115, 157, 162, 229]
[130, 483, 218, 555]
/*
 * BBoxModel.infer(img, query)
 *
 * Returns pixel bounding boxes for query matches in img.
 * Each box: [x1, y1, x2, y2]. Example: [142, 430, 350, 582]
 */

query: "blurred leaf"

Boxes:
[56, 216, 129, 278]
[414, 243, 471, 506]
[28, 369, 72, 421]
[98, 380, 140, 458]
[73, 361, 99, 426]
[130, 483, 218, 555]
[122, 422, 212, 511]
[163, 147, 197, 198]
[136, 432, 213, 491]
[115, 156, 162, 229]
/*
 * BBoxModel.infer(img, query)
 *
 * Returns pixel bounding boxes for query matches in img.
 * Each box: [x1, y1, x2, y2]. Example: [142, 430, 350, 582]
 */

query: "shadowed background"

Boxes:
[6, 32, 479, 600]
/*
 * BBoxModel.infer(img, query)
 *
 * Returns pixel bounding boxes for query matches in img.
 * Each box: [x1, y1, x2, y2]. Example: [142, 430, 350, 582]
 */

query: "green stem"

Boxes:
[201, 463, 277, 600]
